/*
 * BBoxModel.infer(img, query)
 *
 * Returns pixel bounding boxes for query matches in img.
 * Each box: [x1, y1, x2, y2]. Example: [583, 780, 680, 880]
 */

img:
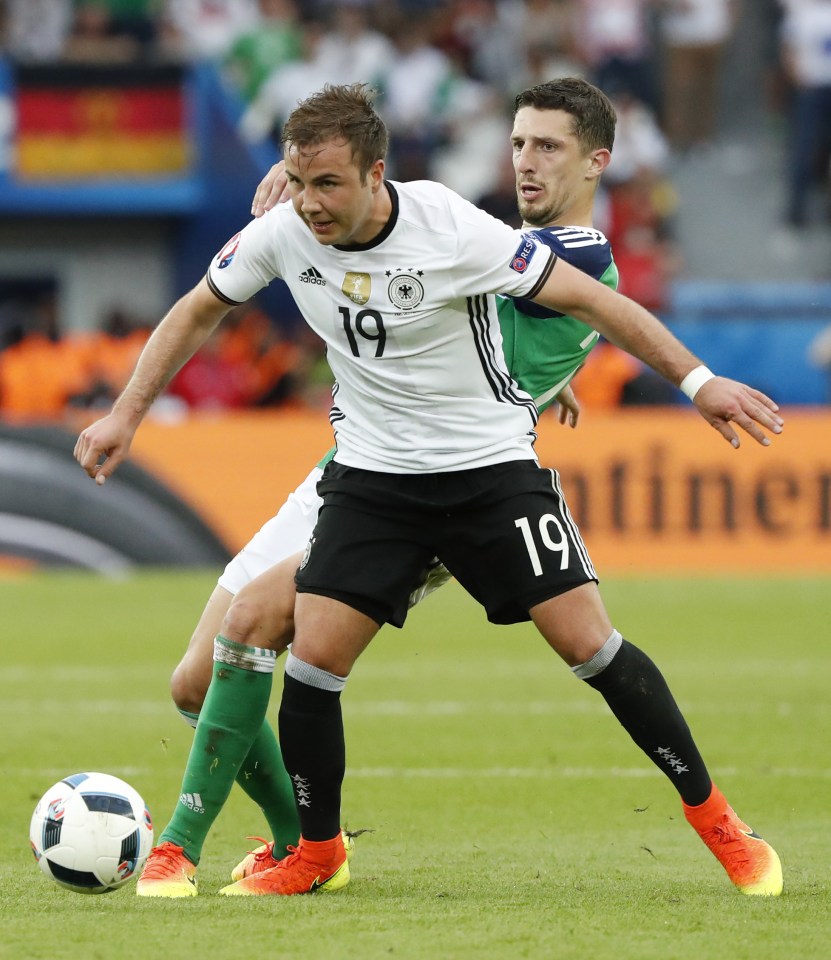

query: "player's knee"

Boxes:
[169, 659, 208, 714]
[221, 591, 294, 651]
[570, 629, 624, 680]
[530, 584, 613, 667]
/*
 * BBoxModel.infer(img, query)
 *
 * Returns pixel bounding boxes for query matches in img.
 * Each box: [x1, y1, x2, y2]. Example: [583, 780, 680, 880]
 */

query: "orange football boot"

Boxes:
[684, 784, 783, 896]
[220, 834, 349, 896]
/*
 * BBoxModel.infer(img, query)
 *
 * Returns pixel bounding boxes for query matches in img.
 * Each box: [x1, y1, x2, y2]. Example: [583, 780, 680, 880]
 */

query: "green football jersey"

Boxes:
[498, 225, 618, 414]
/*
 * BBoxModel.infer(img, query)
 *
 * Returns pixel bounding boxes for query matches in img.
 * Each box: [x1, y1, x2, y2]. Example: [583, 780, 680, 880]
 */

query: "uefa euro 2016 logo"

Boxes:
[217, 233, 241, 269]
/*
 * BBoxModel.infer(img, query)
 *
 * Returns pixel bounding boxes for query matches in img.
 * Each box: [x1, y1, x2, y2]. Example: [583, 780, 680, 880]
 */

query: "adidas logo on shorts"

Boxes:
[299, 266, 326, 285]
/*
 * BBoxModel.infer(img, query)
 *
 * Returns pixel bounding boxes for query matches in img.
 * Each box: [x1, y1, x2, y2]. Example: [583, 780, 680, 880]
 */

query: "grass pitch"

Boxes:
[0, 571, 828, 959]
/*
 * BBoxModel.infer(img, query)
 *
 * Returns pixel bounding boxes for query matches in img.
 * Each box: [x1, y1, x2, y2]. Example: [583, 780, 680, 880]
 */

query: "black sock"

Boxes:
[278, 673, 345, 841]
[584, 639, 712, 806]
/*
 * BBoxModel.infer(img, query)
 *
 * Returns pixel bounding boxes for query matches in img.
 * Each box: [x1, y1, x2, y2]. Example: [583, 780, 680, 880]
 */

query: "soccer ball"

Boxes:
[29, 772, 153, 894]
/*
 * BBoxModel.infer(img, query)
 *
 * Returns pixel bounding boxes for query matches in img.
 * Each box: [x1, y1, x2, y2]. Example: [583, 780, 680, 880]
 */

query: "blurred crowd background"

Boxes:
[1, 0, 830, 420]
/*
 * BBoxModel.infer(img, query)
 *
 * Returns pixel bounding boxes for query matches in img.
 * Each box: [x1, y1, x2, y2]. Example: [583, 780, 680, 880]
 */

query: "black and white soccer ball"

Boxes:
[29, 772, 154, 894]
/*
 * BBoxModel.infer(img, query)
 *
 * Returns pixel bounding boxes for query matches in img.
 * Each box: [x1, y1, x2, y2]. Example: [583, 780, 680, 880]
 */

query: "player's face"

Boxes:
[511, 107, 605, 227]
[284, 138, 386, 246]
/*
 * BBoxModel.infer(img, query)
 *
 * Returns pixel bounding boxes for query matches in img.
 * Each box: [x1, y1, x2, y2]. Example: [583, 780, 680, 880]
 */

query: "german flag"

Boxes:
[15, 64, 191, 179]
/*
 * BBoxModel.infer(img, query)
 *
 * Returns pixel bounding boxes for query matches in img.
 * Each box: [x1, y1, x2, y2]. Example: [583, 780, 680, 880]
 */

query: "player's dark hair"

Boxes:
[282, 83, 389, 181]
[514, 77, 616, 153]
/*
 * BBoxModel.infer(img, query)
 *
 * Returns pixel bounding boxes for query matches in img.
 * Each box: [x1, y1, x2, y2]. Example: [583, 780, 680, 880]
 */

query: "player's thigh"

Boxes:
[296, 500, 435, 627]
[171, 584, 234, 711]
[440, 464, 597, 624]
[292, 592, 381, 677]
[222, 551, 303, 651]
[172, 465, 321, 709]
[218, 465, 322, 594]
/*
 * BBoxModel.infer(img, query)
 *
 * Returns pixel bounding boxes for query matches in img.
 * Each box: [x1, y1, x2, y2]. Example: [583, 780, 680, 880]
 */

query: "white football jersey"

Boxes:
[207, 180, 557, 472]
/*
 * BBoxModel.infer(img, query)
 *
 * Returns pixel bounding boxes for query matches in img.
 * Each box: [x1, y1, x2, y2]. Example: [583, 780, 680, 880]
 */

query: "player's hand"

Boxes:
[74, 413, 137, 485]
[692, 377, 784, 448]
[555, 384, 580, 428]
[251, 160, 288, 217]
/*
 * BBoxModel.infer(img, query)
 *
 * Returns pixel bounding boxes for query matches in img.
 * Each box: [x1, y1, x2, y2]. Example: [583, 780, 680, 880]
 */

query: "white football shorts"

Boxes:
[216, 463, 453, 610]
[217, 465, 323, 595]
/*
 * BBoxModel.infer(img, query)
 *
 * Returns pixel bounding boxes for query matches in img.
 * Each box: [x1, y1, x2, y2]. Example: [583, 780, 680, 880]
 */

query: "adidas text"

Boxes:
[179, 792, 205, 814]
[299, 267, 326, 285]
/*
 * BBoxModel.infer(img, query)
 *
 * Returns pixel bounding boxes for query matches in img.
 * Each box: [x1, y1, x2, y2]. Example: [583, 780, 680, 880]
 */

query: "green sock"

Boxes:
[237, 719, 300, 856]
[161, 636, 276, 864]
[176, 707, 300, 854]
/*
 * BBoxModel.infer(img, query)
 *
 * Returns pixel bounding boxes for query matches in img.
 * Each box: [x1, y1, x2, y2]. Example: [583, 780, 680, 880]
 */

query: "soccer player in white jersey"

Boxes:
[76, 82, 784, 899]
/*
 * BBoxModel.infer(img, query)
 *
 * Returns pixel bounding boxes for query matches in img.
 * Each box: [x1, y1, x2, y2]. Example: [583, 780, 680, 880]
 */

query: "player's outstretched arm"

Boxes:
[252, 160, 288, 217]
[74, 278, 234, 485]
[532, 258, 784, 447]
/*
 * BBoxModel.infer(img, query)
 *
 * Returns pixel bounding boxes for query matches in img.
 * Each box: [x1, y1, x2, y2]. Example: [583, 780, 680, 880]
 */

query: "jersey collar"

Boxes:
[334, 182, 399, 252]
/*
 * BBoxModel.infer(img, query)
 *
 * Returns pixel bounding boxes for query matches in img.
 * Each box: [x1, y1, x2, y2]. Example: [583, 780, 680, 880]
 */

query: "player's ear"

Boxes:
[588, 149, 612, 180]
[368, 158, 385, 192]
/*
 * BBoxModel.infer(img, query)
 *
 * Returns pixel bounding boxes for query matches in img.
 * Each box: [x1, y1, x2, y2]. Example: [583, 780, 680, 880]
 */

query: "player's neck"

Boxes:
[524, 216, 595, 230]
[362, 181, 394, 243]
[524, 196, 595, 231]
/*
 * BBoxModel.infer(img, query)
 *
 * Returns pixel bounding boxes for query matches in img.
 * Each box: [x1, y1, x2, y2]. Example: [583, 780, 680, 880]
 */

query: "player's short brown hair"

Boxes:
[514, 77, 616, 153]
[282, 83, 389, 181]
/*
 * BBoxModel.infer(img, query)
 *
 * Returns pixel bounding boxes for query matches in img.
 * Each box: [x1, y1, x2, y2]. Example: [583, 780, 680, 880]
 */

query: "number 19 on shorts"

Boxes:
[515, 515, 570, 574]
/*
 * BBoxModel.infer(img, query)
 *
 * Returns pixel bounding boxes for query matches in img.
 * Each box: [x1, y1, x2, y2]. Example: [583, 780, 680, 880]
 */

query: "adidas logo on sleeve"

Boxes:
[299, 266, 326, 285]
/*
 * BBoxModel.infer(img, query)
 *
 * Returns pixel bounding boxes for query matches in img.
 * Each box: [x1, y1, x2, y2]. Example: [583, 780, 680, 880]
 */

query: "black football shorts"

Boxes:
[295, 458, 598, 626]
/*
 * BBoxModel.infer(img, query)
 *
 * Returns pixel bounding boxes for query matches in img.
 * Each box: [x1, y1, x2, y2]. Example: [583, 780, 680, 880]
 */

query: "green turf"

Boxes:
[1, 571, 828, 959]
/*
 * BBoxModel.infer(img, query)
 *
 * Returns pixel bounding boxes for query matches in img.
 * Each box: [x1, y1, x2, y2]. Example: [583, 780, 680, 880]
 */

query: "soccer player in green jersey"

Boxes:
[76, 79, 783, 899]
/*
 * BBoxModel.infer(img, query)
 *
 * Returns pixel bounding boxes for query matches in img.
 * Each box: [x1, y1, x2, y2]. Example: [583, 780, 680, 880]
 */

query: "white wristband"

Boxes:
[679, 365, 715, 401]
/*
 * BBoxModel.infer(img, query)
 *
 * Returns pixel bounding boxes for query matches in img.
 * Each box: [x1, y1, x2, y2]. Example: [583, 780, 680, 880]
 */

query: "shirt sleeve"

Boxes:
[206, 209, 284, 305]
